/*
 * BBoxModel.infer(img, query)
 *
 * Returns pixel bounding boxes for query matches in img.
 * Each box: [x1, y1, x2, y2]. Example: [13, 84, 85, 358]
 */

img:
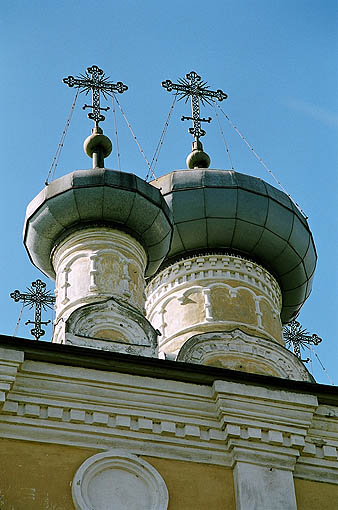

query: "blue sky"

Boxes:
[1, 1, 337, 384]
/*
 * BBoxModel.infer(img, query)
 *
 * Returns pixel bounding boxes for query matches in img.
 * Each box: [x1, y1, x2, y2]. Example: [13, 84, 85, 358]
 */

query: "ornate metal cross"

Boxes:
[63, 65, 128, 126]
[162, 71, 227, 140]
[283, 319, 322, 362]
[10, 279, 56, 340]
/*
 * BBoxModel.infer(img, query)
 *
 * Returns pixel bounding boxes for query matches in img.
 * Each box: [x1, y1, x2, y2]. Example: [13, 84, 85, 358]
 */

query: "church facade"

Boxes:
[1, 334, 338, 510]
[1, 68, 337, 509]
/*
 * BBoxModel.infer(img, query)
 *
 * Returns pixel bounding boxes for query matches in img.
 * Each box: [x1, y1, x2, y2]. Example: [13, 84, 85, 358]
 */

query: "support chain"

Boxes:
[216, 104, 307, 218]
[311, 346, 335, 385]
[13, 302, 24, 338]
[113, 95, 153, 177]
[146, 94, 177, 181]
[45, 89, 79, 185]
[213, 102, 234, 170]
[112, 96, 121, 171]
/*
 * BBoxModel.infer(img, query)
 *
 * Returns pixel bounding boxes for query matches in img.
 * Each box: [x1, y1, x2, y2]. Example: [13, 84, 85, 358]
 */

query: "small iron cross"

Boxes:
[283, 319, 322, 362]
[63, 65, 128, 126]
[10, 279, 56, 340]
[162, 71, 227, 140]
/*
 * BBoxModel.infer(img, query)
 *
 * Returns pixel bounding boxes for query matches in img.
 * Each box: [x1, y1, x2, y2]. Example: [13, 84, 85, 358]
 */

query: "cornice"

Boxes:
[0, 347, 24, 409]
[0, 354, 337, 484]
[0, 335, 337, 405]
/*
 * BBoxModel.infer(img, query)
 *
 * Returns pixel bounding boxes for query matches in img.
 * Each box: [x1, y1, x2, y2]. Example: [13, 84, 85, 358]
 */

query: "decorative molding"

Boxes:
[72, 450, 168, 510]
[62, 296, 158, 355]
[213, 379, 317, 430]
[294, 459, 338, 485]
[177, 330, 312, 382]
[294, 404, 338, 483]
[0, 354, 337, 485]
[0, 347, 24, 409]
[1, 399, 224, 443]
[146, 254, 282, 311]
[145, 254, 283, 354]
[0, 358, 229, 466]
[213, 380, 318, 472]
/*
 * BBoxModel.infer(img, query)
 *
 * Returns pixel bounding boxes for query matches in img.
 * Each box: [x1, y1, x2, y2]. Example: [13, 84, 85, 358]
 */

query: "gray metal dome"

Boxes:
[24, 168, 173, 278]
[151, 169, 317, 323]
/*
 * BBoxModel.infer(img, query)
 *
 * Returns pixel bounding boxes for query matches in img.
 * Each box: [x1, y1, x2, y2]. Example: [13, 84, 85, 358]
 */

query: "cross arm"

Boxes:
[10, 290, 30, 303]
[39, 295, 56, 307]
[10, 290, 55, 306]
[63, 76, 90, 89]
[310, 333, 322, 346]
[201, 88, 228, 102]
[161, 80, 189, 94]
[104, 82, 128, 95]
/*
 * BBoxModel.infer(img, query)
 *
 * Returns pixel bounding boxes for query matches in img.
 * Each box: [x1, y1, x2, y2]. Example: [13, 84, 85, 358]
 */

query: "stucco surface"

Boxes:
[143, 455, 236, 510]
[294, 478, 338, 510]
[0, 438, 236, 510]
[146, 254, 284, 358]
[0, 438, 98, 509]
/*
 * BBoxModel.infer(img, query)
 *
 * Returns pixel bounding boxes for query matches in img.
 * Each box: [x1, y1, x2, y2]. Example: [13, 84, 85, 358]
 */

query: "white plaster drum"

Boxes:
[52, 227, 147, 344]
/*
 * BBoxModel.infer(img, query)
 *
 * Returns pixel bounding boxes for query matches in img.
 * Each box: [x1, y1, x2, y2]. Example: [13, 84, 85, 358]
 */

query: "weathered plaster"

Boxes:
[177, 330, 312, 381]
[0, 351, 337, 492]
[0, 347, 24, 409]
[60, 296, 158, 356]
[146, 254, 283, 358]
[52, 228, 154, 349]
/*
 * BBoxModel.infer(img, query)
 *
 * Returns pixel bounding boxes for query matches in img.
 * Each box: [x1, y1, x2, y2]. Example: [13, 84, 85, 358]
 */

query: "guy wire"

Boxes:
[45, 89, 79, 185]
[216, 104, 307, 218]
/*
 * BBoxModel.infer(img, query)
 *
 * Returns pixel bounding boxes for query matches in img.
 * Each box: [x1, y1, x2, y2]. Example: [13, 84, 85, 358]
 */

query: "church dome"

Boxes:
[24, 168, 173, 279]
[151, 169, 316, 323]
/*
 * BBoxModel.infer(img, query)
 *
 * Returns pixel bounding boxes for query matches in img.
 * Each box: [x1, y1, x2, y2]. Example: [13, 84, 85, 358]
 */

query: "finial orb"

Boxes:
[186, 140, 210, 169]
[84, 127, 112, 159]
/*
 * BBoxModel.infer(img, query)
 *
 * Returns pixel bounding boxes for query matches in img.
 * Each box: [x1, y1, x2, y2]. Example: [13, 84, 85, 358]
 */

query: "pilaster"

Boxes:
[213, 380, 318, 509]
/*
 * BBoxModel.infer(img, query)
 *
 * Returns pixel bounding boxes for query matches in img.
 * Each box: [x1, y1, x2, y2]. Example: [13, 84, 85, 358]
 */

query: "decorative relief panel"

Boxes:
[62, 296, 158, 355]
[176, 329, 312, 381]
[72, 451, 169, 510]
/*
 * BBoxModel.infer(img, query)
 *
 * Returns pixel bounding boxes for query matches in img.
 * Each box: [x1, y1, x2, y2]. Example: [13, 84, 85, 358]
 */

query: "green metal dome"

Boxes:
[24, 168, 173, 279]
[151, 169, 317, 324]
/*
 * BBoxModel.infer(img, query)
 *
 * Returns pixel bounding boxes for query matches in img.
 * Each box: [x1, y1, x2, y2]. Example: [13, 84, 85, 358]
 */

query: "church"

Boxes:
[0, 66, 337, 509]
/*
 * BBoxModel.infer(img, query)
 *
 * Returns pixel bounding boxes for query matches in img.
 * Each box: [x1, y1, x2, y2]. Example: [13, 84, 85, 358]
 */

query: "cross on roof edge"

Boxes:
[10, 279, 56, 341]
